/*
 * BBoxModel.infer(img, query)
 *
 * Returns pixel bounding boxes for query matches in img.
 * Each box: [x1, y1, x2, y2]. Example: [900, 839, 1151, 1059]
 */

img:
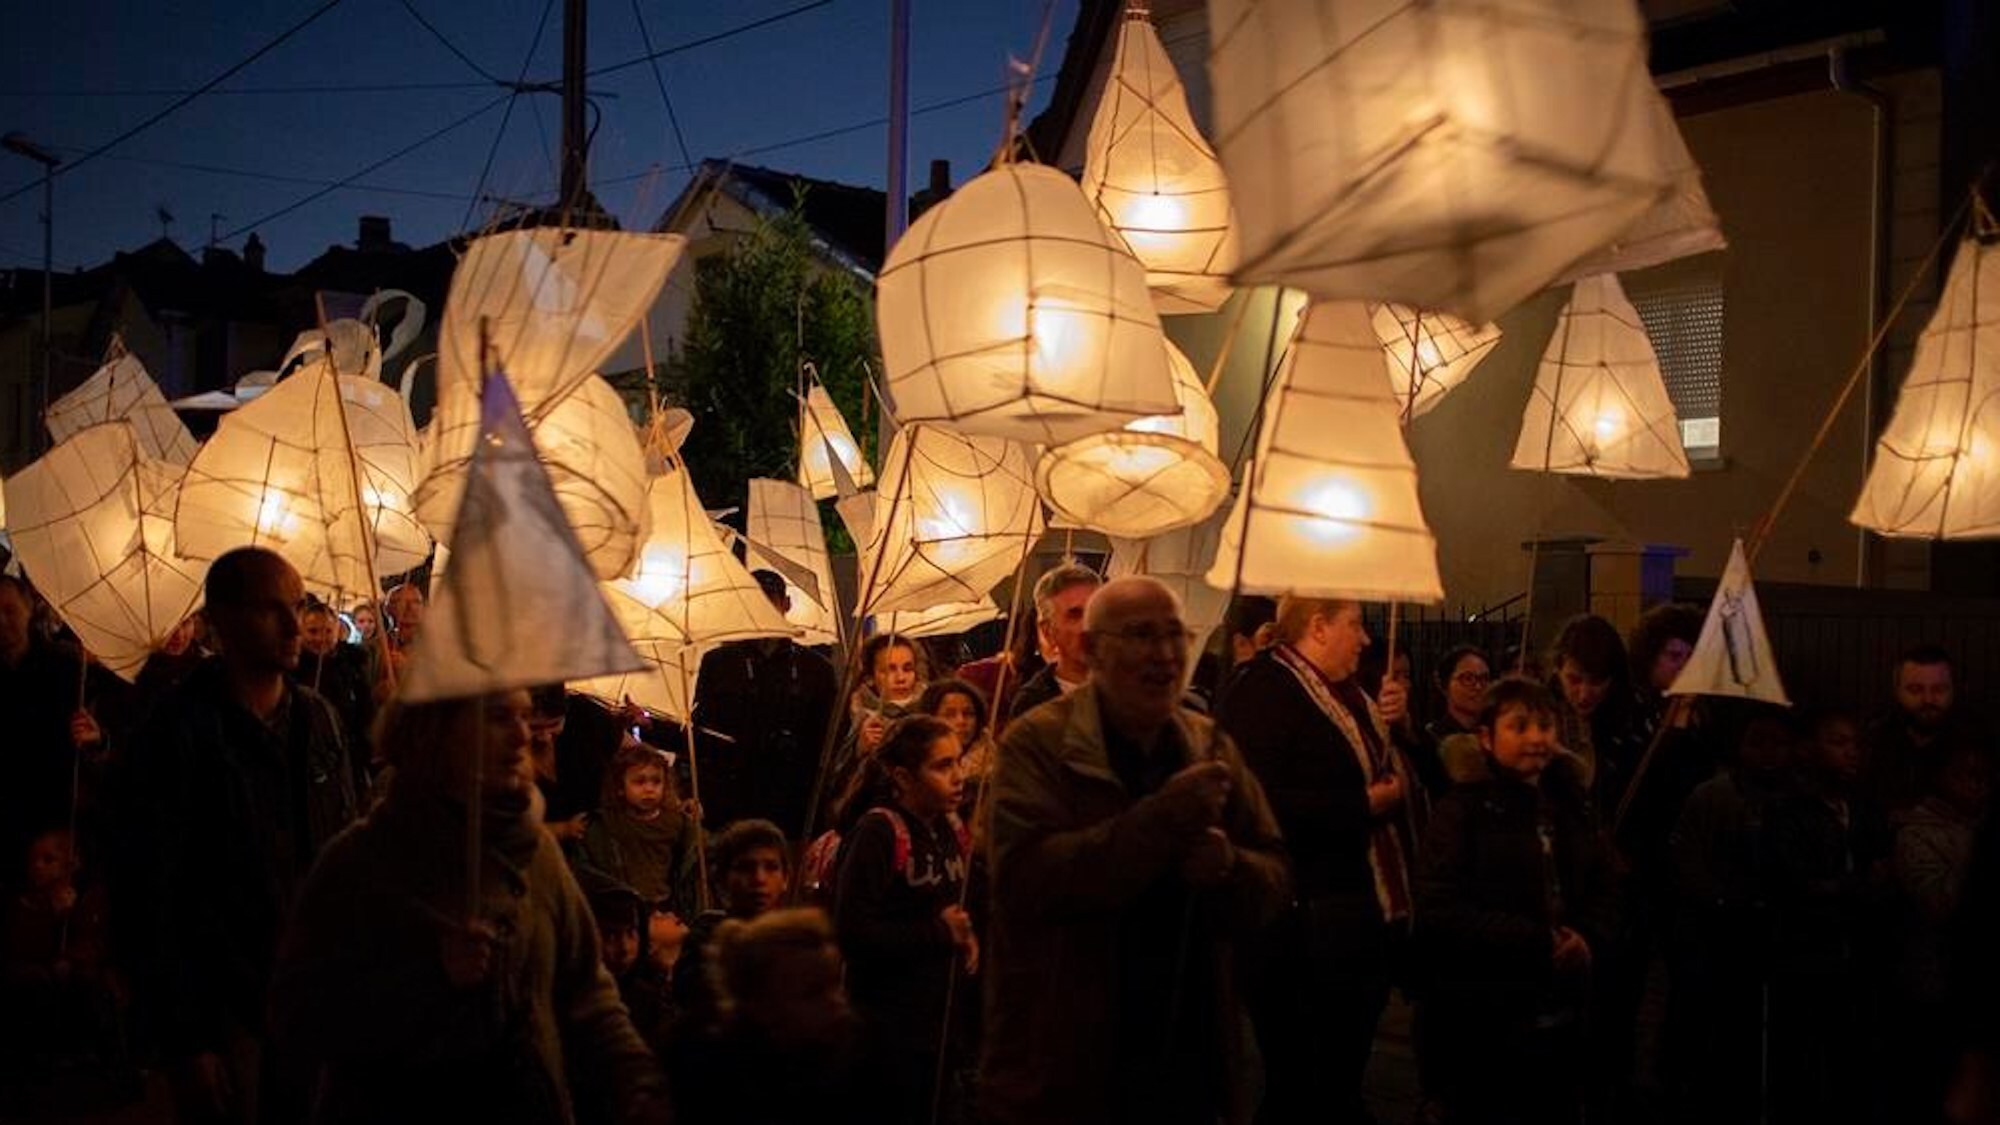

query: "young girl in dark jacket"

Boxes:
[829, 714, 977, 1125]
[1417, 677, 1618, 1125]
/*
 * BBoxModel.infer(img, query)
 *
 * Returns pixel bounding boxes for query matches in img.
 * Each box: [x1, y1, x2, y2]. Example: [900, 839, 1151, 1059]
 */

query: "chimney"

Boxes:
[243, 233, 266, 272]
[908, 159, 952, 223]
[357, 215, 392, 252]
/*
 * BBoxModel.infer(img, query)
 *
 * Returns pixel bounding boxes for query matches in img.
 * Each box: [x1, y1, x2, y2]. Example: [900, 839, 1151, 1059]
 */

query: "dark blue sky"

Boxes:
[0, 0, 1078, 272]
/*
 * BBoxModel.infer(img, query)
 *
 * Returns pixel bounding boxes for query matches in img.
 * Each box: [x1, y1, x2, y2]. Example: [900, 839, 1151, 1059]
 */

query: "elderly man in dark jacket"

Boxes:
[981, 576, 1289, 1125]
[119, 547, 358, 1124]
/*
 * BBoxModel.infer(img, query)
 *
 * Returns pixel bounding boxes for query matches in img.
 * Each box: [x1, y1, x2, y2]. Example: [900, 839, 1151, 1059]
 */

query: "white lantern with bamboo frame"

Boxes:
[1108, 500, 1231, 654]
[875, 161, 1182, 445]
[609, 465, 797, 650]
[859, 425, 1045, 616]
[1080, 6, 1238, 314]
[46, 350, 198, 465]
[1206, 300, 1444, 603]
[1562, 88, 1728, 281]
[744, 477, 840, 647]
[877, 598, 1004, 640]
[1371, 303, 1503, 421]
[798, 371, 874, 501]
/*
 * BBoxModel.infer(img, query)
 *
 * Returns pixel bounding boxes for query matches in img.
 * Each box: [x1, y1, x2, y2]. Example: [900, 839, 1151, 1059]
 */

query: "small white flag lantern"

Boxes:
[1207, 0, 1676, 323]
[797, 375, 874, 501]
[1205, 300, 1444, 603]
[1036, 336, 1229, 538]
[1080, 8, 1239, 314]
[46, 351, 198, 465]
[860, 425, 1045, 616]
[1851, 231, 2000, 538]
[1668, 538, 1788, 706]
[745, 477, 840, 647]
[875, 162, 1181, 445]
[1510, 274, 1691, 479]
[1371, 303, 1504, 421]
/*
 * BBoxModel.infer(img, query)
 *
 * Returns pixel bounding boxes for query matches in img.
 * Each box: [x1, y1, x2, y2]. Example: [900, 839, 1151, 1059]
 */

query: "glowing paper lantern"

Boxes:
[1108, 501, 1231, 654]
[402, 373, 644, 703]
[607, 465, 796, 649]
[337, 376, 431, 577]
[878, 598, 1002, 639]
[1036, 337, 1228, 537]
[1205, 300, 1443, 603]
[1851, 234, 2000, 537]
[1371, 303, 1503, 420]
[1080, 9, 1238, 314]
[798, 376, 874, 501]
[46, 352, 198, 464]
[1668, 538, 1788, 706]
[1563, 89, 1727, 281]
[573, 640, 704, 723]
[4, 422, 204, 680]
[1510, 274, 1690, 479]
[876, 162, 1181, 445]
[860, 426, 1045, 615]
[744, 477, 839, 647]
[1208, 0, 1675, 323]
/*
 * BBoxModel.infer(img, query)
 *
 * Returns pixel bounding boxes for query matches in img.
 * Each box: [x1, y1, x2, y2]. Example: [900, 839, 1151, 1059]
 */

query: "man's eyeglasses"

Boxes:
[1451, 672, 1492, 687]
[1094, 624, 1197, 649]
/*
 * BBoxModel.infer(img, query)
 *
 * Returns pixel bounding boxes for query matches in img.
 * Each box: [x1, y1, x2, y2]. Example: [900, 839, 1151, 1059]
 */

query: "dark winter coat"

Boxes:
[693, 639, 838, 836]
[833, 806, 968, 1054]
[576, 805, 702, 916]
[1006, 664, 1069, 722]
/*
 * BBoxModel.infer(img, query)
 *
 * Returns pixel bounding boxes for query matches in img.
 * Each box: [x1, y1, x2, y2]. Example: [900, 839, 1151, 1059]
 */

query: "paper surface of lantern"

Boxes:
[573, 640, 704, 722]
[1851, 233, 2000, 537]
[1510, 274, 1690, 479]
[1036, 337, 1229, 537]
[798, 377, 874, 501]
[1080, 10, 1238, 314]
[1208, 0, 1674, 323]
[402, 373, 644, 703]
[860, 425, 1045, 615]
[1205, 300, 1444, 603]
[878, 598, 1002, 639]
[4, 422, 204, 680]
[46, 352, 198, 464]
[876, 161, 1180, 445]
[1668, 538, 1788, 706]
[1562, 89, 1727, 281]
[1371, 303, 1503, 420]
[744, 477, 840, 647]
[607, 465, 796, 650]
[1108, 501, 1231, 654]
[337, 376, 432, 576]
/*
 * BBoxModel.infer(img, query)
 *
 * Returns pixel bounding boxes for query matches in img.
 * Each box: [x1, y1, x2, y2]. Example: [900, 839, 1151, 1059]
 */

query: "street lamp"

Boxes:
[4, 131, 60, 457]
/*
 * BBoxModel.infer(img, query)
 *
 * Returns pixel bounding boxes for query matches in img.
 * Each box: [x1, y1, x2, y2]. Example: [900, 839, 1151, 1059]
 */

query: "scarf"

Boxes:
[1272, 644, 1414, 922]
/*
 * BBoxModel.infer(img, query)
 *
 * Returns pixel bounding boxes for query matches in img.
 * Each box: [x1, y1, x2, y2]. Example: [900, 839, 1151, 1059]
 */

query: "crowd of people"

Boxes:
[2, 548, 1998, 1125]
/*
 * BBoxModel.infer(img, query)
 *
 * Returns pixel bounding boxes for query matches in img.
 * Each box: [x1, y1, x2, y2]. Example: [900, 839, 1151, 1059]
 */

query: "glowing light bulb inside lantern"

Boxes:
[1587, 406, 1627, 459]
[256, 491, 299, 542]
[1413, 336, 1444, 376]
[628, 544, 689, 609]
[1120, 193, 1189, 256]
[1301, 478, 1370, 545]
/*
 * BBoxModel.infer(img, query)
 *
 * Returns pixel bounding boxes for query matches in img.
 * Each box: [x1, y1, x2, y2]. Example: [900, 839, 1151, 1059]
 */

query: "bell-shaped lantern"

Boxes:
[46, 351, 198, 464]
[1107, 500, 1231, 654]
[798, 372, 874, 501]
[1080, 8, 1238, 314]
[1852, 231, 2000, 537]
[1207, 0, 1675, 323]
[1206, 300, 1444, 602]
[860, 425, 1045, 615]
[1510, 274, 1690, 479]
[1036, 337, 1229, 538]
[876, 161, 1181, 445]
[745, 477, 840, 647]
[403, 372, 644, 703]
[3, 422, 204, 680]
[608, 464, 796, 649]
[1371, 303, 1503, 421]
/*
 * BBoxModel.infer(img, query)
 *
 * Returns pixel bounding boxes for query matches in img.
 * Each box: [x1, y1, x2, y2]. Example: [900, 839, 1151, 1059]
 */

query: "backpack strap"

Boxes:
[946, 811, 971, 860]
[864, 806, 913, 879]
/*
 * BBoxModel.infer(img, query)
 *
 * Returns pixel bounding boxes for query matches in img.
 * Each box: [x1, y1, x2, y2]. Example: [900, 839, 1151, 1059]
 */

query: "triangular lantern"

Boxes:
[875, 161, 1181, 445]
[402, 372, 644, 703]
[745, 477, 840, 647]
[1205, 300, 1444, 603]
[1080, 8, 1238, 314]
[573, 640, 704, 723]
[798, 373, 874, 501]
[1036, 336, 1229, 538]
[607, 464, 796, 650]
[1668, 538, 1788, 706]
[1852, 231, 2000, 537]
[1207, 0, 1676, 323]
[3, 422, 204, 681]
[1371, 303, 1503, 421]
[1511, 273, 1690, 479]
[860, 425, 1045, 616]
[46, 351, 198, 465]
[877, 597, 1004, 640]
[1108, 500, 1231, 654]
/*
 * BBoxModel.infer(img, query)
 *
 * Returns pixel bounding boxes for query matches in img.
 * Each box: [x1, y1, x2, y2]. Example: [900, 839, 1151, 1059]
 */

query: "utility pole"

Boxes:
[561, 0, 588, 209]
[879, 0, 910, 455]
[4, 131, 60, 458]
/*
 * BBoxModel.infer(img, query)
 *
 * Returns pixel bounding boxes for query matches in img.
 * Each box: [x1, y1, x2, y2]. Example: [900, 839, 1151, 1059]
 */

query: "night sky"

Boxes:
[0, 0, 1078, 273]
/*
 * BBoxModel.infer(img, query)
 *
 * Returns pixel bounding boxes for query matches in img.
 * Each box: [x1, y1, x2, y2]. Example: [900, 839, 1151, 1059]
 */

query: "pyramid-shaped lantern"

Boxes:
[4, 422, 204, 681]
[1036, 336, 1229, 538]
[608, 463, 796, 650]
[1511, 274, 1690, 479]
[876, 162, 1181, 445]
[1852, 231, 2000, 537]
[798, 372, 874, 501]
[1080, 8, 1238, 314]
[1206, 300, 1444, 602]
[1668, 538, 1788, 706]
[745, 477, 840, 647]
[1108, 500, 1232, 654]
[402, 372, 645, 703]
[46, 351, 198, 464]
[861, 425, 1045, 616]
[1371, 303, 1503, 421]
[1207, 0, 1676, 323]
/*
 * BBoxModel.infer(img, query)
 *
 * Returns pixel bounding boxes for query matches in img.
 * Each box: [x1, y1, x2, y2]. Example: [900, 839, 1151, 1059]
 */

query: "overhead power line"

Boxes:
[50, 149, 477, 203]
[587, 0, 837, 80]
[398, 0, 505, 85]
[629, 0, 696, 171]
[0, 80, 497, 97]
[460, 0, 561, 230]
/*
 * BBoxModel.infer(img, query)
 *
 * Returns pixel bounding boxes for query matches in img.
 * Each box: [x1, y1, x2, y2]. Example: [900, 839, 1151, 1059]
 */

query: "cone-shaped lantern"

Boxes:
[1667, 538, 1788, 706]
[861, 425, 1045, 615]
[573, 640, 704, 723]
[1207, 0, 1675, 323]
[1562, 89, 1727, 281]
[609, 465, 796, 649]
[1036, 337, 1228, 537]
[1852, 232, 2000, 537]
[798, 372, 874, 501]
[402, 372, 645, 703]
[876, 162, 1181, 445]
[46, 351, 198, 464]
[745, 477, 839, 646]
[1371, 303, 1503, 421]
[3, 422, 204, 680]
[1206, 301, 1443, 602]
[1511, 274, 1690, 479]
[1108, 500, 1231, 654]
[1080, 8, 1238, 314]
[878, 597, 1003, 640]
